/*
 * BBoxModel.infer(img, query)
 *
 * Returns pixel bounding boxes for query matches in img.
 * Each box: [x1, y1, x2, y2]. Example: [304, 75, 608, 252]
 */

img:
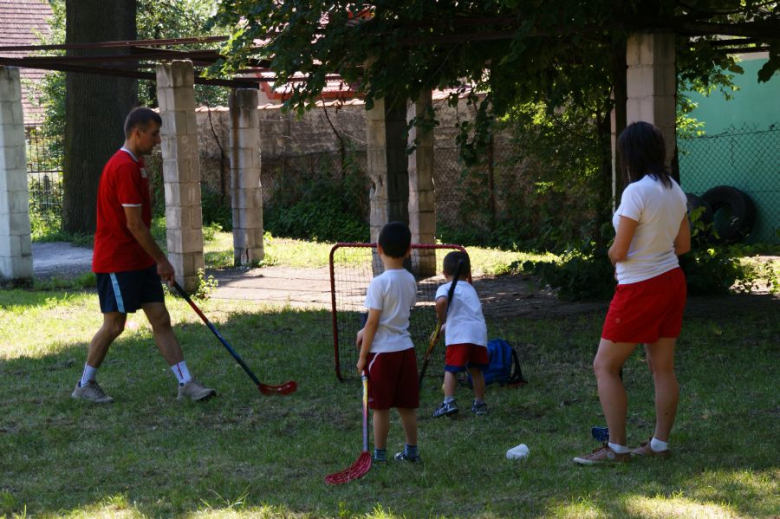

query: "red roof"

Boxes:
[0, 0, 53, 126]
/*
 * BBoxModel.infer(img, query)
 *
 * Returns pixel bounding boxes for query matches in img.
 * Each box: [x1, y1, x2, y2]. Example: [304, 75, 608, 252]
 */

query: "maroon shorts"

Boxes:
[444, 343, 489, 373]
[602, 267, 686, 344]
[366, 349, 419, 410]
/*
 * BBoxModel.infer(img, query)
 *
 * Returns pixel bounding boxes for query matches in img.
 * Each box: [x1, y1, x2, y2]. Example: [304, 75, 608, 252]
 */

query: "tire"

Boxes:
[685, 193, 713, 226]
[701, 186, 756, 244]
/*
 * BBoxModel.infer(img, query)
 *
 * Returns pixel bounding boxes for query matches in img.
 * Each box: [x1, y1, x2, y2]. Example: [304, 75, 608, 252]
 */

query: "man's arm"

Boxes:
[123, 206, 175, 282]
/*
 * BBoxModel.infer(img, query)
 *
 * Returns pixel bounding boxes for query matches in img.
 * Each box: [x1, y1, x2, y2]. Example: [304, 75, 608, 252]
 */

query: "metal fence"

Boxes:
[678, 124, 780, 244]
[25, 125, 63, 229]
[26, 123, 780, 246]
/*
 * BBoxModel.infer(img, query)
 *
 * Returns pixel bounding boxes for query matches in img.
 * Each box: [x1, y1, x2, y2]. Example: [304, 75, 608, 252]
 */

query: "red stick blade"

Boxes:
[325, 452, 371, 485]
[258, 380, 298, 396]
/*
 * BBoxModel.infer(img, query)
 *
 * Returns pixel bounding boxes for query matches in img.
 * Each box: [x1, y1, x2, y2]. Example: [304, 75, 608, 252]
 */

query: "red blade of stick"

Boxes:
[258, 380, 297, 396]
[325, 451, 372, 485]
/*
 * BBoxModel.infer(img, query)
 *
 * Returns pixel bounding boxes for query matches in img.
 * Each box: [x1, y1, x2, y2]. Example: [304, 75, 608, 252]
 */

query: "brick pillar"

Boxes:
[228, 89, 264, 266]
[407, 91, 436, 276]
[0, 67, 33, 286]
[366, 96, 409, 243]
[625, 32, 677, 169]
[156, 61, 204, 292]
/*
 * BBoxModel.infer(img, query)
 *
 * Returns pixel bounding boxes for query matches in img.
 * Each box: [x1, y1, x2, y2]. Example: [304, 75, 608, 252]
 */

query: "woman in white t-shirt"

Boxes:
[574, 121, 691, 465]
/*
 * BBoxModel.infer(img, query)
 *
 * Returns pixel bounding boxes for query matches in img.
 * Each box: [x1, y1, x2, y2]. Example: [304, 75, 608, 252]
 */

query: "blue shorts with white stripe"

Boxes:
[96, 265, 165, 314]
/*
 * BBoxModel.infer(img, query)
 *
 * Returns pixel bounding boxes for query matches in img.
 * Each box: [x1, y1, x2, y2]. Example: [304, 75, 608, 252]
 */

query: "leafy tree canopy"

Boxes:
[210, 0, 779, 154]
[40, 0, 227, 140]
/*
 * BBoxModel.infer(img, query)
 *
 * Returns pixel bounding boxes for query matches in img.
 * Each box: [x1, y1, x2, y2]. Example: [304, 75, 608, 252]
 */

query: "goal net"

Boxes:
[329, 243, 469, 381]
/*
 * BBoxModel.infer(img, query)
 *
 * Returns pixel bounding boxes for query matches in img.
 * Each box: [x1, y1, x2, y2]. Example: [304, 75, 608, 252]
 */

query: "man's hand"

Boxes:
[157, 258, 175, 284]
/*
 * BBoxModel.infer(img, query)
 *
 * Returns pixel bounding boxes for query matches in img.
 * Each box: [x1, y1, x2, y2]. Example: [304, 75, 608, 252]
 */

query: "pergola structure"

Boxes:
[0, 24, 774, 287]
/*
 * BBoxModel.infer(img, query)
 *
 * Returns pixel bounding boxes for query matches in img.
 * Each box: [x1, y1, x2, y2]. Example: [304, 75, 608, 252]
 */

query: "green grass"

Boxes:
[0, 288, 777, 518]
[204, 229, 553, 277]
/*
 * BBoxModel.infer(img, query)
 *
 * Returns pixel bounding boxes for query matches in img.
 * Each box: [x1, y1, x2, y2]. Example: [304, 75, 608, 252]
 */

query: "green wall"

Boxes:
[678, 57, 780, 244]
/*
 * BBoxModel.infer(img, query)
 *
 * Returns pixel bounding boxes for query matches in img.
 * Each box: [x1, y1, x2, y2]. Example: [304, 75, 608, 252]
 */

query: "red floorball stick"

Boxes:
[173, 281, 297, 396]
[325, 371, 371, 484]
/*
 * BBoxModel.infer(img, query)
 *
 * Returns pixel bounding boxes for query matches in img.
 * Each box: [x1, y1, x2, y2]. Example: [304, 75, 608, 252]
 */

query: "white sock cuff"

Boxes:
[171, 361, 192, 384]
[608, 442, 630, 454]
[80, 364, 98, 387]
[650, 437, 669, 452]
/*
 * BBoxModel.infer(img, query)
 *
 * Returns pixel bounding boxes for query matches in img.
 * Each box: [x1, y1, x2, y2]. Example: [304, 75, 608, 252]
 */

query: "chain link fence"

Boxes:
[678, 124, 780, 244]
[26, 122, 780, 247]
[25, 125, 64, 232]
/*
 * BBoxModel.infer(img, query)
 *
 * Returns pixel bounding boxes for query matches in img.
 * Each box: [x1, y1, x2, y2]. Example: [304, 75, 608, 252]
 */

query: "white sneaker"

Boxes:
[72, 381, 114, 404]
[177, 379, 216, 401]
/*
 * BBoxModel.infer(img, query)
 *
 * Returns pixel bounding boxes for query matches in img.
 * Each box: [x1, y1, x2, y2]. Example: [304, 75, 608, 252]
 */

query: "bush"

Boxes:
[264, 156, 369, 243]
[525, 207, 763, 301]
[523, 239, 615, 301]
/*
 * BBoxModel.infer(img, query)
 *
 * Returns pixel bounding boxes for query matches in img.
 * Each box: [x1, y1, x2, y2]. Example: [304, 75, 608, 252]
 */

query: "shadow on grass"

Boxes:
[0, 293, 778, 518]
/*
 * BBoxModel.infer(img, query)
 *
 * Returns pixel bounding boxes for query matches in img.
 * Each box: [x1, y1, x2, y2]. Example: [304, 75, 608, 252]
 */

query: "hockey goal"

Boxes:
[329, 242, 470, 381]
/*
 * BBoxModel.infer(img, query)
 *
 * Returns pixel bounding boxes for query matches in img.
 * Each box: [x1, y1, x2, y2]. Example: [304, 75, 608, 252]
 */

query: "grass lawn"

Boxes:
[204, 229, 554, 277]
[1, 282, 777, 518]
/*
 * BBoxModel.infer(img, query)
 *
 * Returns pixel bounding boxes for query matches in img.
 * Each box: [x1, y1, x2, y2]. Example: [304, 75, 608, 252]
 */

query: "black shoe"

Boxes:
[394, 452, 422, 463]
[432, 400, 459, 418]
[471, 401, 488, 416]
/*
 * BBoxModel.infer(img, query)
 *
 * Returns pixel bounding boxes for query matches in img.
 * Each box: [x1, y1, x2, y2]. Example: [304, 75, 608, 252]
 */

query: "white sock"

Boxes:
[444, 396, 455, 403]
[80, 364, 97, 387]
[650, 437, 669, 452]
[171, 361, 192, 385]
[608, 442, 630, 454]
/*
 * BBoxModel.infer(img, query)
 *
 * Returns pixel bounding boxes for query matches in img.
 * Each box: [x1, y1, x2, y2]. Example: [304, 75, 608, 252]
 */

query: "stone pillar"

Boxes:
[625, 32, 677, 169]
[366, 96, 409, 243]
[228, 89, 264, 266]
[156, 61, 204, 292]
[0, 67, 33, 286]
[407, 91, 436, 276]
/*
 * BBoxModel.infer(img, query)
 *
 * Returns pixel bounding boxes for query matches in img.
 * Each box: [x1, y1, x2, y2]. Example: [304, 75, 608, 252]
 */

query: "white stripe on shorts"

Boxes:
[109, 273, 126, 313]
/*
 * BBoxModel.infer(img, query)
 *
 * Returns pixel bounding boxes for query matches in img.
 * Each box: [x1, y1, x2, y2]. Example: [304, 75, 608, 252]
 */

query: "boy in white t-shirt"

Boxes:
[356, 222, 421, 463]
[432, 251, 489, 418]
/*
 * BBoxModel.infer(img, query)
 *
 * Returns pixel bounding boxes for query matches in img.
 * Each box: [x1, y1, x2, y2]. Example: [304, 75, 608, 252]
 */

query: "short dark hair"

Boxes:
[443, 251, 470, 277]
[377, 221, 411, 258]
[618, 121, 672, 188]
[124, 107, 162, 138]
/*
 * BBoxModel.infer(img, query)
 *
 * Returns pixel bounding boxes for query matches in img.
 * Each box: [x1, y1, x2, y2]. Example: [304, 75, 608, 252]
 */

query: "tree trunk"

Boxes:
[63, 0, 138, 234]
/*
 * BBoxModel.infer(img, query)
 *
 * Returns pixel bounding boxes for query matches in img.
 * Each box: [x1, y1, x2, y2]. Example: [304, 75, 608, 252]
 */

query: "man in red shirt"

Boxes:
[72, 107, 215, 404]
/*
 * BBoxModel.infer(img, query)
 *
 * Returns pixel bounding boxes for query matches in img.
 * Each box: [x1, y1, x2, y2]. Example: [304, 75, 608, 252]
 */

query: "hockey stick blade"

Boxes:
[172, 281, 298, 398]
[325, 451, 371, 485]
[258, 380, 298, 396]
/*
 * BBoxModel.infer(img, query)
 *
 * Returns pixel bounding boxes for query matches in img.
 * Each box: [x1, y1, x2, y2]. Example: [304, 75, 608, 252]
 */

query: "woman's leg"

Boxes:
[593, 338, 637, 446]
[644, 338, 679, 442]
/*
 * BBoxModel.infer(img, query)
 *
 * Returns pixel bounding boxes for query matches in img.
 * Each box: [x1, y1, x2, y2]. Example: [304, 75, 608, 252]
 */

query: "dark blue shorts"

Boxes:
[96, 265, 165, 314]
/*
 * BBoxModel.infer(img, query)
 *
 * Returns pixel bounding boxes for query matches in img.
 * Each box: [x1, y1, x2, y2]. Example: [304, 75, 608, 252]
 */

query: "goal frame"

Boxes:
[329, 242, 470, 381]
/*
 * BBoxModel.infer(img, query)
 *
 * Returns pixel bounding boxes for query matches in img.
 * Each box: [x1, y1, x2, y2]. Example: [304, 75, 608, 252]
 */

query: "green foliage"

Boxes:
[263, 157, 370, 243]
[33, 272, 97, 291]
[211, 1, 779, 165]
[193, 268, 219, 299]
[200, 187, 233, 231]
[523, 239, 616, 301]
[37, 0, 228, 144]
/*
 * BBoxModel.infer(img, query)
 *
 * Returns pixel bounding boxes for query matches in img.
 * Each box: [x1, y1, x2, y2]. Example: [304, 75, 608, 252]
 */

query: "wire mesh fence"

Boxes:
[678, 124, 780, 244]
[25, 125, 63, 231]
[25, 122, 780, 246]
[329, 243, 469, 381]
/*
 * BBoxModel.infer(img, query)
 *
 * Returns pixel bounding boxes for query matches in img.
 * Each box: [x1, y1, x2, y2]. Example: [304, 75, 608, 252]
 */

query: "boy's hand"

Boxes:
[356, 356, 367, 373]
[428, 328, 440, 345]
[356, 328, 364, 349]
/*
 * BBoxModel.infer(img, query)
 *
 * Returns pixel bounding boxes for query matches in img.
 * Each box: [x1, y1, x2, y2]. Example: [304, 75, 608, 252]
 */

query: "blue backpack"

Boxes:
[468, 339, 527, 387]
